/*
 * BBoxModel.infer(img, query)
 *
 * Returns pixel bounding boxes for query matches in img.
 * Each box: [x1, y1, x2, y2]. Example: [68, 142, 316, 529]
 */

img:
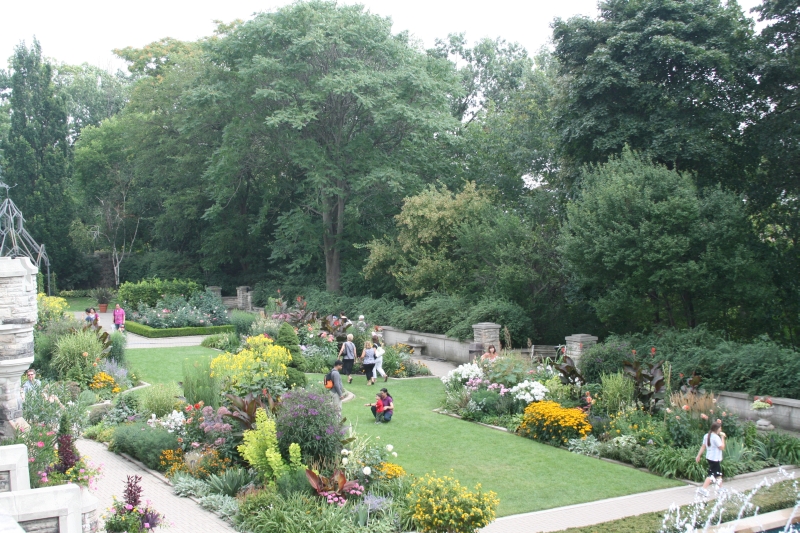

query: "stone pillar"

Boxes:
[564, 333, 598, 367]
[472, 323, 501, 352]
[0, 258, 37, 438]
[236, 286, 252, 311]
[207, 286, 222, 299]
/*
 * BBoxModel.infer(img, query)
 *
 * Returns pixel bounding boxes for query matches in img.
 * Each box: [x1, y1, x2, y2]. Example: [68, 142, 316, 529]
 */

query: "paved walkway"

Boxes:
[76, 438, 235, 533]
[482, 466, 799, 532]
[73, 312, 208, 348]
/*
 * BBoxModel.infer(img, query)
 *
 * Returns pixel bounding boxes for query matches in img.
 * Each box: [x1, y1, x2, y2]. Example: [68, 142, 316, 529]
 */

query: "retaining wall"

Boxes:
[718, 392, 800, 432]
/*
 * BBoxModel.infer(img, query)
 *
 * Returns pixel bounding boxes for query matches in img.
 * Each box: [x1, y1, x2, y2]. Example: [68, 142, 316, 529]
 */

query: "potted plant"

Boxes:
[91, 287, 115, 313]
[751, 395, 775, 430]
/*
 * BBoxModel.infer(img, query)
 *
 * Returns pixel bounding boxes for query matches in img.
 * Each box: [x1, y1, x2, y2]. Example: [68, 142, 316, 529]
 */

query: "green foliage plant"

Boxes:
[139, 382, 183, 417]
[200, 332, 241, 352]
[52, 329, 104, 382]
[598, 372, 634, 414]
[206, 467, 253, 497]
[276, 322, 301, 360]
[108, 331, 127, 365]
[110, 423, 179, 470]
[408, 472, 499, 533]
[230, 311, 258, 336]
[238, 409, 305, 482]
[285, 367, 307, 389]
[182, 357, 220, 408]
[124, 322, 235, 338]
[117, 278, 202, 309]
[276, 389, 345, 465]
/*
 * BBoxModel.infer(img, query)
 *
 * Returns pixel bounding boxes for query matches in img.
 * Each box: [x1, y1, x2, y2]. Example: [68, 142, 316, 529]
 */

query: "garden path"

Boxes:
[413, 356, 457, 377]
[72, 312, 208, 348]
[480, 466, 800, 533]
[76, 438, 235, 533]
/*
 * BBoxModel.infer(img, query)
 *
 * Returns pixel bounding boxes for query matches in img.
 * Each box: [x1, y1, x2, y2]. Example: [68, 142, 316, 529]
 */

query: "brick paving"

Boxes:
[481, 466, 799, 533]
[76, 439, 235, 533]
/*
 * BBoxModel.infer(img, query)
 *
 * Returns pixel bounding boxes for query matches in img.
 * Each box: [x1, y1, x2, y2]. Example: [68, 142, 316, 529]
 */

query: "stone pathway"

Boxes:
[73, 312, 208, 348]
[76, 439, 235, 533]
[481, 466, 799, 533]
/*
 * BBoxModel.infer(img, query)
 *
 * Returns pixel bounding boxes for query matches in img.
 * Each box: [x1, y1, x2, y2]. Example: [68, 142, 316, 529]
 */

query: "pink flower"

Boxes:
[682, 405, 690, 411]
[700, 414, 709, 420]
[125, 504, 133, 510]
[191, 442, 200, 448]
[144, 524, 150, 529]
[36, 441, 44, 448]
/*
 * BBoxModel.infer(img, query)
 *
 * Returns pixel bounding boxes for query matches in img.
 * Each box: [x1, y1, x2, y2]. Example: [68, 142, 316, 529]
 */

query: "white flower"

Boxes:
[342, 458, 348, 465]
[386, 444, 394, 452]
[363, 467, 371, 476]
[509, 380, 549, 403]
[341, 449, 349, 456]
[392, 452, 398, 457]
[441, 363, 484, 387]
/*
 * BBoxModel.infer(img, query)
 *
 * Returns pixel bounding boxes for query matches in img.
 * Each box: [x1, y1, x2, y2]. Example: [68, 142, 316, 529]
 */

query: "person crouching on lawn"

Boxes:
[366, 393, 384, 424]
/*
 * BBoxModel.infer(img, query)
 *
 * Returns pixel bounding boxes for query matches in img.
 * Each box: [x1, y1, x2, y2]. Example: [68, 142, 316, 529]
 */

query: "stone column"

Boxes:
[564, 333, 598, 367]
[0, 258, 38, 438]
[207, 286, 222, 299]
[472, 323, 501, 352]
[236, 286, 252, 311]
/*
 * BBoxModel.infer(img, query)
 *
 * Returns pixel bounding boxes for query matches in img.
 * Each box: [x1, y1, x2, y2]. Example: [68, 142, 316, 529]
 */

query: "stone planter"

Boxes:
[751, 407, 775, 430]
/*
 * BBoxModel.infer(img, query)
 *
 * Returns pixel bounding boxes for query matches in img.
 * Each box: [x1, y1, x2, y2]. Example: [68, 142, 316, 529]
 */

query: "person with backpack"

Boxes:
[338, 334, 357, 384]
[695, 420, 726, 496]
[325, 360, 345, 413]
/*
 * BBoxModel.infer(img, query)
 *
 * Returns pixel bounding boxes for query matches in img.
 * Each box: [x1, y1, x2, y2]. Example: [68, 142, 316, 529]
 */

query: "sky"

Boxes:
[1, 0, 764, 72]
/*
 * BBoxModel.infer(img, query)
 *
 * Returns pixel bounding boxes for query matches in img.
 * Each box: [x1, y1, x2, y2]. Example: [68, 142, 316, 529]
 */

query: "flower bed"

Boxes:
[125, 322, 235, 338]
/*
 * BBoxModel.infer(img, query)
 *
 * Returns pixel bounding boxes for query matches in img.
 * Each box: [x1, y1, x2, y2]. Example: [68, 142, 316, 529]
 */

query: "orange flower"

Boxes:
[82, 352, 88, 357]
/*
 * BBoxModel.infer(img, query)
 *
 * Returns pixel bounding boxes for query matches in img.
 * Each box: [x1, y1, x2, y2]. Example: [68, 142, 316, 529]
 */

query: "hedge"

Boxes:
[124, 321, 235, 338]
[117, 278, 203, 310]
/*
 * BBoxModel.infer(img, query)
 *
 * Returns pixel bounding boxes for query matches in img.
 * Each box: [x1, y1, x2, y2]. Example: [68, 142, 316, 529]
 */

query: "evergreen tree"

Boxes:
[1, 40, 78, 284]
[275, 322, 301, 363]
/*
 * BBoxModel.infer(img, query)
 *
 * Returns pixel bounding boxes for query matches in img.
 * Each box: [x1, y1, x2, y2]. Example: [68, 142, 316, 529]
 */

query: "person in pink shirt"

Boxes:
[113, 304, 126, 331]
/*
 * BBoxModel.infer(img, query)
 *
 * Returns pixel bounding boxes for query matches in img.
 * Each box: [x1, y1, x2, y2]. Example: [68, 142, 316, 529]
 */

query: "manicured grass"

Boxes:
[340, 377, 682, 517]
[126, 346, 218, 385]
[64, 296, 118, 312]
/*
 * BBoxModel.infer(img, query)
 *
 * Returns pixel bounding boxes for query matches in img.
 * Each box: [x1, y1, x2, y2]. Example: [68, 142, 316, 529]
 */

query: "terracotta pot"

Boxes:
[98, 304, 108, 313]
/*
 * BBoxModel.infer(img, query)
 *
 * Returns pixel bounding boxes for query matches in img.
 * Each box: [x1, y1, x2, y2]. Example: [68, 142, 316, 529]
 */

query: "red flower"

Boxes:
[632, 349, 636, 356]
[651, 347, 656, 355]
[194, 402, 202, 409]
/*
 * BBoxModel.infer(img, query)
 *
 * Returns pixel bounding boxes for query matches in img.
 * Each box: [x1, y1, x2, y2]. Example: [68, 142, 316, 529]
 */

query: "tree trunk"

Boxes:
[322, 193, 345, 293]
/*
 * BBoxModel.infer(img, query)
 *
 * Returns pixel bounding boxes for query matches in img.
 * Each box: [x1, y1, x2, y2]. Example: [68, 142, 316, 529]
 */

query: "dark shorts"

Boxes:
[707, 460, 722, 479]
[342, 358, 354, 375]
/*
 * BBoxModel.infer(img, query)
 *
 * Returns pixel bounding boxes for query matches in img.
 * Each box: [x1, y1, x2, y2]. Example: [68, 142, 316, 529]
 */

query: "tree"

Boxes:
[202, 1, 459, 292]
[552, 0, 758, 189]
[0, 40, 77, 283]
[73, 115, 142, 286]
[54, 63, 131, 135]
[560, 150, 771, 336]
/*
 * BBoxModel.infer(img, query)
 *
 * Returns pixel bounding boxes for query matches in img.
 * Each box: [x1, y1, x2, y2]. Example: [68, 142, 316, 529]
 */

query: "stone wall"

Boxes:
[718, 392, 800, 432]
[381, 327, 472, 364]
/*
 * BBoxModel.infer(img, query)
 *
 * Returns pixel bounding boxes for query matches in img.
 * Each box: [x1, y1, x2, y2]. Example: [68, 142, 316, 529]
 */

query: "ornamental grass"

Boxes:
[517, 400, 591, 446]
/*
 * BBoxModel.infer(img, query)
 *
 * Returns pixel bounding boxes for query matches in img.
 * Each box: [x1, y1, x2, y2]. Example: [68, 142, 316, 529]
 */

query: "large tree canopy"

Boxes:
[553, 0, 757, 189]
[201, 1, 460, 292]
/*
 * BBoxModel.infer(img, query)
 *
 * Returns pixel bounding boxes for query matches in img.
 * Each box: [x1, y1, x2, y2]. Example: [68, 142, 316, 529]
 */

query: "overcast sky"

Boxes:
[2, 0, 764, 72]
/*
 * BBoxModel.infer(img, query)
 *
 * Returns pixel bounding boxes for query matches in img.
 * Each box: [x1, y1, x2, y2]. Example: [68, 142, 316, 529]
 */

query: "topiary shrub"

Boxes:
[276, 322, 301, 362]
[117, 278, 203, 310]
[284, 367, 307, 390]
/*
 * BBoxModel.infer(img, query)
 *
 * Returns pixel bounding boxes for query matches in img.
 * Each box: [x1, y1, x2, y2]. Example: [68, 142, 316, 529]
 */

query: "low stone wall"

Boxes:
[381, 327, 472, 365]
[718, 392, 800, 432]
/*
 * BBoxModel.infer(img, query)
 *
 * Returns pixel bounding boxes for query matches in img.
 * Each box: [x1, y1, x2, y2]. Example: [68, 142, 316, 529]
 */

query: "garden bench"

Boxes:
[404, 342, 426, 355]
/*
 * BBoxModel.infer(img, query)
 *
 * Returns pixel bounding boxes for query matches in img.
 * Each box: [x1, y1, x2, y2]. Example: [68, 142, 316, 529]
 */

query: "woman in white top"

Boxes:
[695, 420, 726, 495]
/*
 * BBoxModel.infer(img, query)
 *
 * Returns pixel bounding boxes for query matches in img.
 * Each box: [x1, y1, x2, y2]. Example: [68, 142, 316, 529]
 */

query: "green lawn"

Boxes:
[126, 346, 682, 517]
[65, 297, 95, 312]
[126, 346, 218, 385]
[340, 377, 682, 517]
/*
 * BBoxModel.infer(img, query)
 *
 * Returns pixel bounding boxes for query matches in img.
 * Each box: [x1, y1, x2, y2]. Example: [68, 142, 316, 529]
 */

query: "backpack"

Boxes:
[324, 372, 334, 389]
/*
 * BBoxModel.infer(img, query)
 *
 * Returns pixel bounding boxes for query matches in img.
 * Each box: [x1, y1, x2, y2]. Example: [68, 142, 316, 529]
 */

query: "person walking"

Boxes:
[361, 341, 377, 385]
[329, 360, 345, 413]
[338, 334, 357, 384]
[372, 333, 388, 382]
[113, 304, 126, 331]
[695, 420, 726, 496]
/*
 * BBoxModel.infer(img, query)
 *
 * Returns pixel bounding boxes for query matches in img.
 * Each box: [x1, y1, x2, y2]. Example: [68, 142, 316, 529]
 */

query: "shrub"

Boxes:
[201, 331, 241, 352]
[230, 311, 258, 336]
[235, 492, 363, 533]
[139, 383, 183, 417]
[238, 409, 305, 482]
[36, 293, 69, 329]
[88, 404, 112, 425]
[108, 331, 127, 365]
[408, 472, 499, 533]
[52, 329, 104, 383]
[276, 321, 301, 359]
[22, 381, 91, 431]
[171, 471, 211, 497]
[210, 336, 290, 397]
[276, 468, 313, 497]
[124, 322, 235, 338]
[132, 291, 229, 329]
[446, 297, 533, 347]
[644, 446, 708, 481]
[299, 345, 333, 373]
[117, 278, 202, 309]
[598, 372, 634, 414]
[110, 423, 180, 470]
[285, 367, 307, 389]
[517, 401, 592, 446]
[182, 357, 219, 408]
[106, 393, 139, 425]
[249, 315, 282, 338]
[276, 389, 345, 464]
[580, 340, 634, 384]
